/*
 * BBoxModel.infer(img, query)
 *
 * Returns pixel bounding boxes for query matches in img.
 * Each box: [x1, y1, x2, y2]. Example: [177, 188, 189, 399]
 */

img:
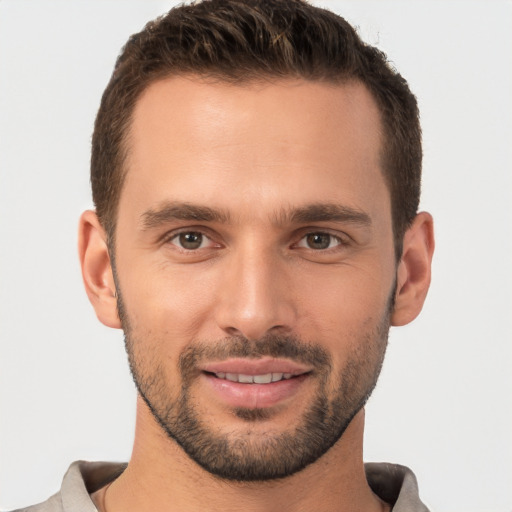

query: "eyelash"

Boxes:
[294, 232, 344, 251]
[164, 229, 348, 253]
[165, 230, 217, 251]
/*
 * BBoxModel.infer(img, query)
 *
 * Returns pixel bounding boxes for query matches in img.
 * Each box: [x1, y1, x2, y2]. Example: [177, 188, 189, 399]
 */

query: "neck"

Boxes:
[100, 396, 387, 512]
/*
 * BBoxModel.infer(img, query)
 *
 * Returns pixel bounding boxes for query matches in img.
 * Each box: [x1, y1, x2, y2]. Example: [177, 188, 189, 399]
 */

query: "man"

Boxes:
[15, 0, 434, 510]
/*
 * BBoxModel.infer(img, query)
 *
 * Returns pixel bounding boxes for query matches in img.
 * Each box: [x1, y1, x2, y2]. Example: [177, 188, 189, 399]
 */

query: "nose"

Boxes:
[214, 245, 297, 341]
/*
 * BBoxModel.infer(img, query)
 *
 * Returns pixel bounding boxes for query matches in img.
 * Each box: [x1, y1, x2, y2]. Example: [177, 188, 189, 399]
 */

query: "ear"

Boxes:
[391, 212, 435, 326]
[78, 210, 121, 329]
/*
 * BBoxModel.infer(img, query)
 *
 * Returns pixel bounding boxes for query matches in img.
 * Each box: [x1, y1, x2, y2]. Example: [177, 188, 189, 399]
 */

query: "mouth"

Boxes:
[207, 371, 295, 384]
[199, 358, 312, 409]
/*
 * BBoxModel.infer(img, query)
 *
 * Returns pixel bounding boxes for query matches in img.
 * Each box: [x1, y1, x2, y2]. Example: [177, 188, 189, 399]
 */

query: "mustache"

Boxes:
[179, 334, 332, 375]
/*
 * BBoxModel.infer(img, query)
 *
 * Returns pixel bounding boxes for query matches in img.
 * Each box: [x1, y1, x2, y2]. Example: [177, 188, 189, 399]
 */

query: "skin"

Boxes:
[80, 77, 434, 512]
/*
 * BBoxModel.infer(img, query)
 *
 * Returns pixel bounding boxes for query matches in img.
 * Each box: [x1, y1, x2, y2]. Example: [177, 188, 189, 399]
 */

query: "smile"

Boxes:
[212, 372, 294, 383]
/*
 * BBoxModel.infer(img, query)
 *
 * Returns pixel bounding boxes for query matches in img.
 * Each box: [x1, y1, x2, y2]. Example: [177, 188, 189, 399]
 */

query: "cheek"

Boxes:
[119, 258, 220, 343]
[298, 262, 393, 325]
[294, 263, 393, 363]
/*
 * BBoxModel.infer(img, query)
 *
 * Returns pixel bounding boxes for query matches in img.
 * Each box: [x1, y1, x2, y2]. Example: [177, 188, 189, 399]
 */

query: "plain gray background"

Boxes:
[1, 1, 511, 510]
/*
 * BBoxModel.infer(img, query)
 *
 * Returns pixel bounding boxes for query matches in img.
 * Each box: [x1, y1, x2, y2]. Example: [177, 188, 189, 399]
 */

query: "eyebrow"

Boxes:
[283, 203, 372, 227]
[141, 201, 230, 229]
[140, 201, 372, 230]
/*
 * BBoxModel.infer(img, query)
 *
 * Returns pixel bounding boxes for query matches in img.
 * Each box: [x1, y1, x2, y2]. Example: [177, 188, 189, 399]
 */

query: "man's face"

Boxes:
[113, 77, 397, 480]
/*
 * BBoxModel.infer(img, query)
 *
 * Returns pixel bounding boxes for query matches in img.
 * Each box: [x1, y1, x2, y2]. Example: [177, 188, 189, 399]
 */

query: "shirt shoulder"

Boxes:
[6, 460, 126, 512]
[365, 462, 430, 512]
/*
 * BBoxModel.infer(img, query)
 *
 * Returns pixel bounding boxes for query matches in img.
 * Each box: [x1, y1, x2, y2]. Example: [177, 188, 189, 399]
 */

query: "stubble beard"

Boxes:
[118, 292, 391, 482]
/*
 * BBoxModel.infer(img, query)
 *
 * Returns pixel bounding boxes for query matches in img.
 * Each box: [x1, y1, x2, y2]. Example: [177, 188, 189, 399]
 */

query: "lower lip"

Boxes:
[202, 372, 309, 409]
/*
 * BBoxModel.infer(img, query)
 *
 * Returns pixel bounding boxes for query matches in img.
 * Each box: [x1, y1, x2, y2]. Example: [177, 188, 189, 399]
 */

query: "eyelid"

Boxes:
[173, 232, 211, 250]
[160, 227, 221, 248]
[293, 228, 350, 247]
[159, 226, 351, 252]
[296, 233, 341, 250]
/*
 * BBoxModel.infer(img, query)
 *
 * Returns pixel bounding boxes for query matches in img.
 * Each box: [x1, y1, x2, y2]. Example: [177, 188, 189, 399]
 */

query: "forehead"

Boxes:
[121, 76, 387, 223]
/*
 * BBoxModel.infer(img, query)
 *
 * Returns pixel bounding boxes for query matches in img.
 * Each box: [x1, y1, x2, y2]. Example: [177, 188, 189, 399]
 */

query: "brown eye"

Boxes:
[306, 233, 331, 249]
[175, 232, 205, 250]
[298, 233, 341, 250]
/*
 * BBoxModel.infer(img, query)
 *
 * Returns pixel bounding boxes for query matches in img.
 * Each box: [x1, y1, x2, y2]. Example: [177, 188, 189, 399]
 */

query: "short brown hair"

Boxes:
[91, 0, 421, 257]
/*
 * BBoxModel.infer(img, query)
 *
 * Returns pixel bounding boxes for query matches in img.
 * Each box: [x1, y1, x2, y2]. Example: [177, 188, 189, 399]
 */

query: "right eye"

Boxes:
[169, 231, 213, 250]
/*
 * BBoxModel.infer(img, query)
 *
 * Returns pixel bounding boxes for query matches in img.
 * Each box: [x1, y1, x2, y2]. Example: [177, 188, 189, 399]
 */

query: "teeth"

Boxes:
[214, 372, 293, 383]
[253, 373, 272, 384]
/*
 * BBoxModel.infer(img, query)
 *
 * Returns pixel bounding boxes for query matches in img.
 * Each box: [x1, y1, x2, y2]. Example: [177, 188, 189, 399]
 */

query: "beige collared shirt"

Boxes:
[11, 460, 430, 511]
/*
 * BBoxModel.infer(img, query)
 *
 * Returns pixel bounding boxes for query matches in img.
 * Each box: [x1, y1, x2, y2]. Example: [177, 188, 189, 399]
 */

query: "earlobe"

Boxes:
[391, 212, 435, 326]
[78, 210, 122, 329]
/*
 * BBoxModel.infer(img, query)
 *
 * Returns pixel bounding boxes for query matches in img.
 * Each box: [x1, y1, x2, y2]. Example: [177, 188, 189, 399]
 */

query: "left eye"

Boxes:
[170, 232, 211, 250]
[297, 233, 341, 250]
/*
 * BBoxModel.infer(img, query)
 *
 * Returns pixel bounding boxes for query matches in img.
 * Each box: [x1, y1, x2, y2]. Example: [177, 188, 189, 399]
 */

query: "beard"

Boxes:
[117, 288, 391, 482]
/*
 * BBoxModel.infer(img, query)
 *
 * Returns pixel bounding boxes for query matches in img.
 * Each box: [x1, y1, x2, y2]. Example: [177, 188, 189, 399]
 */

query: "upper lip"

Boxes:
[200, 357, 312, 376]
